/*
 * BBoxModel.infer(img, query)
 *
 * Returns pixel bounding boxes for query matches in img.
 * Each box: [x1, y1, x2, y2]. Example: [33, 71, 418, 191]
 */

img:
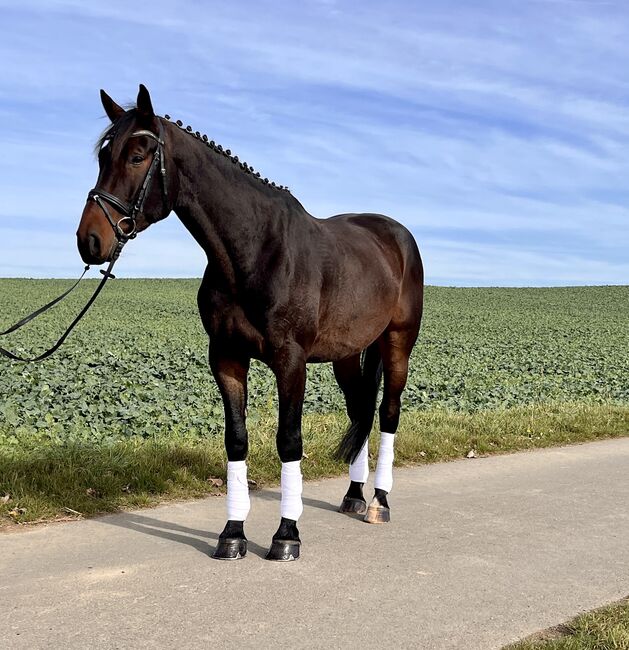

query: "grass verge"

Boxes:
[1, 402, 627, 528]
[506, 596, 629, 649]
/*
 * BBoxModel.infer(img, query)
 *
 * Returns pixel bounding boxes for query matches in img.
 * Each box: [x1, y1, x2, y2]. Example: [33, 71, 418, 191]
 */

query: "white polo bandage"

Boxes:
[374, 432, 395, 493]
[280, 460, 303, 521]
[349, 439, 369, 483]
[226, 460, 250, 521]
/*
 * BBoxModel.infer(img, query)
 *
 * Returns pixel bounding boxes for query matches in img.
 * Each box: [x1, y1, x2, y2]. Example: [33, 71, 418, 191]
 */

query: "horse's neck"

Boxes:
[170, 127, 305, 287]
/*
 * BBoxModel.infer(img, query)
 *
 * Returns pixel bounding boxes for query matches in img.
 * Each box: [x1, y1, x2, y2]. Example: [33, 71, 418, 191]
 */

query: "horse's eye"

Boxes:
[131, 155, 145, 165]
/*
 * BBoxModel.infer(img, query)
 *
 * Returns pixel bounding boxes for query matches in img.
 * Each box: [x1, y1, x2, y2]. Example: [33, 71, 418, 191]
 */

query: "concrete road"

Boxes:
[1, 438, 628, 649]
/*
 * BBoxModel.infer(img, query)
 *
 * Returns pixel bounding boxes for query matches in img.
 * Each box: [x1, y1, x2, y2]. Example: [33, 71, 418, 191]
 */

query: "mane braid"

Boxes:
[163, 114, 291, 195]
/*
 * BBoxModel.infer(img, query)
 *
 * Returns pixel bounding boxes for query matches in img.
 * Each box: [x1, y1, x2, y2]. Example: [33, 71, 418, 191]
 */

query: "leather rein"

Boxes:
[0, 121, 167, 362]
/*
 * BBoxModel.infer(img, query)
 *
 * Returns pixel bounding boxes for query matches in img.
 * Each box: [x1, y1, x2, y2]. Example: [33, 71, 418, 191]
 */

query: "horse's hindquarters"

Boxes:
[308, 213, 423, 362]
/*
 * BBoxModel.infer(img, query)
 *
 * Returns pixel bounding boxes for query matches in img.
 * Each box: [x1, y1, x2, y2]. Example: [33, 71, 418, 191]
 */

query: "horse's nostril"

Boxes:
[88, 233, 101, 258]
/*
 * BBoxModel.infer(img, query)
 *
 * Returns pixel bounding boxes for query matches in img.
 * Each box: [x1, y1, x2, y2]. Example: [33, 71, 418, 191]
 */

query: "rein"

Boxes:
[0, 122, 167, 363]
[0, 259, 117, 362]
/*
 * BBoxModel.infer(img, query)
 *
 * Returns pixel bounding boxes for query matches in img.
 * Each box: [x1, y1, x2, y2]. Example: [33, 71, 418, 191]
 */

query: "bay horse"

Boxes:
[76, 85, 424, 561]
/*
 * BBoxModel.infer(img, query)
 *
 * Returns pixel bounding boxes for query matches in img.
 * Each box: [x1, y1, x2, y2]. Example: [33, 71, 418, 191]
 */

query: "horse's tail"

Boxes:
[335, 341, 383, 463]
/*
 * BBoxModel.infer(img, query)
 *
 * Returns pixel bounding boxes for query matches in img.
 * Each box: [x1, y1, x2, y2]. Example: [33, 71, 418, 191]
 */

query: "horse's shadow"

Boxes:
[254, 489, 340, 514]
[99, 511, 270, 558]
[98, 491, 341, 559]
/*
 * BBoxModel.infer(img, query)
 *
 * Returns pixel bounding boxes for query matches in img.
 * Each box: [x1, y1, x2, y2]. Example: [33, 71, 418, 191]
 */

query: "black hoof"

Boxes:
[265, 539, 301, 562]
[212, 537, 247, 560]
[338, 496, 367, 515]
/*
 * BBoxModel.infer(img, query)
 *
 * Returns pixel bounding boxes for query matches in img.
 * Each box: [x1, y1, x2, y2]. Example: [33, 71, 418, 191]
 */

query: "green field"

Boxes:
[1, 281, 628, 523]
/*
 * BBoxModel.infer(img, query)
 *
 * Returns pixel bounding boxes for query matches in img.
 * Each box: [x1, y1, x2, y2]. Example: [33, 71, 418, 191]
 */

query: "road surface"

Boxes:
[2, 438, 628, 649]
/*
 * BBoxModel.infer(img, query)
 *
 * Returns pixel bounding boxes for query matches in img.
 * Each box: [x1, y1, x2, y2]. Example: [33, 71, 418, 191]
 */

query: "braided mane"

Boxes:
[95, 110, 291, 195]
[165, 114, 291, 194]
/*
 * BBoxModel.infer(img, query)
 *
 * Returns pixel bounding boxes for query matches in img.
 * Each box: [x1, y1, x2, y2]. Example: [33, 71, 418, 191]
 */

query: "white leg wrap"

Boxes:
[226, 460, 250, 521]
[374, 432, 395, 493]
[349, 439, 369, 483]
[280, 460, 303, 521]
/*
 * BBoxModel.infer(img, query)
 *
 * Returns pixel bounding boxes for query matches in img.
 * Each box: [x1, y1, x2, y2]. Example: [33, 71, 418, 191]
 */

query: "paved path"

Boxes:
[1, 438, 628, 649]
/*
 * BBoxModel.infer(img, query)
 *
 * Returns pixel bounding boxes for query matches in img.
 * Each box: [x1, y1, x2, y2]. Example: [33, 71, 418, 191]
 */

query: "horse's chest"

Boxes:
[197, 295, 266, 355]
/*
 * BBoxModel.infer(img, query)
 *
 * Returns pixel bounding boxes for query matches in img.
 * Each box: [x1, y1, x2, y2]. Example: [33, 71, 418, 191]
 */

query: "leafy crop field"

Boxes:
[0, 281, 627, 523]
[1, 282, 627, 443]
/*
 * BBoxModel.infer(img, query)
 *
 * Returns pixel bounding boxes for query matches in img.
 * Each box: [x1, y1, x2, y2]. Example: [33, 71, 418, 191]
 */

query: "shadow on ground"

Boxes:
[254, 488, 341, 513]
[96, 487, 347, 559]
[97, 511, 270, 559]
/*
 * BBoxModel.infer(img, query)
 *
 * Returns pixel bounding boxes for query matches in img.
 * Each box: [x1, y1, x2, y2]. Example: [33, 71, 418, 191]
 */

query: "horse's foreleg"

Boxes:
[266, 346, 306, 561]
[209, 352, 251, 560]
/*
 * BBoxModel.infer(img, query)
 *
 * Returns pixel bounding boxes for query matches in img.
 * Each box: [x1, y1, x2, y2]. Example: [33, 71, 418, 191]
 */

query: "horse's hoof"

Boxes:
[364, 504, 391, 524]
[265, 539, 301, 562]
[212, 537, 247, 560]
[338, 496, 367, 515]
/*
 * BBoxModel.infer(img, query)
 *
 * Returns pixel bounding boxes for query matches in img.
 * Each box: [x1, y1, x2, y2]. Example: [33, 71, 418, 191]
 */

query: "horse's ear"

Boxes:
[100, 89, 125, 123]
[136, 84, 155, 118]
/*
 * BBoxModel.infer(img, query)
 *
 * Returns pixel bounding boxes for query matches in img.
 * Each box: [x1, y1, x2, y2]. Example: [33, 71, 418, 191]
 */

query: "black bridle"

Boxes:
[0, 120, 168, 362]
[88, 121, 167, 260]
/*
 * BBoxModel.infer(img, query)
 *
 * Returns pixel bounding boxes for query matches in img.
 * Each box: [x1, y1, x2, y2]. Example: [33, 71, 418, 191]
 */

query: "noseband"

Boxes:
[88, 120, 167, 258]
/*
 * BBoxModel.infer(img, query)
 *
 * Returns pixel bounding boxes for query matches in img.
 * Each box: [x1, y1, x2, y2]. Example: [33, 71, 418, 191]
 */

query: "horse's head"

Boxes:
[76, 84, 174, 264]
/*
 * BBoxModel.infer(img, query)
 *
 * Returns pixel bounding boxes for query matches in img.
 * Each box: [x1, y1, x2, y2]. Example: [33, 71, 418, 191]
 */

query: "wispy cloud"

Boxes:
[0, 0, 627, 284]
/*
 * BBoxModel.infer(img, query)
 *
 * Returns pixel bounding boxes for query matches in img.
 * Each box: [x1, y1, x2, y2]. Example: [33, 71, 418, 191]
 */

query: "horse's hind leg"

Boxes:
[334, 354, 369, 515]
[364, 328, 415, 524]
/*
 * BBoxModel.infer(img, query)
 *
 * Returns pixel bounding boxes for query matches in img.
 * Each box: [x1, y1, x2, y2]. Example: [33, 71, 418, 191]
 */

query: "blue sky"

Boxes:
[0, 0, 627, 285]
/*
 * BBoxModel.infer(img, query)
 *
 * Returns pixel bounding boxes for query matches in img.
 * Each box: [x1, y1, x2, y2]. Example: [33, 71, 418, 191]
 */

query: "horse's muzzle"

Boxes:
[77, 230, 108, 265]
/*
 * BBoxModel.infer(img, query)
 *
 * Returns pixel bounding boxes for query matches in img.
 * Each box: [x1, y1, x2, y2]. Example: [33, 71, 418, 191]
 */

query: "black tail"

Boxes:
[335, 342, 383, 464]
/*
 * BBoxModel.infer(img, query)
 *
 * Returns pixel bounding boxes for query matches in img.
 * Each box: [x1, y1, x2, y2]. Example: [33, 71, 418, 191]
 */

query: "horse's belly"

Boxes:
[308, 310, 392, 362]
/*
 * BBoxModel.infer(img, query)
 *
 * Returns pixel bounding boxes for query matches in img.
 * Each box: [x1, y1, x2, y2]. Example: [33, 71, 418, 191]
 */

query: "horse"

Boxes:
[76, 85, 424, 561]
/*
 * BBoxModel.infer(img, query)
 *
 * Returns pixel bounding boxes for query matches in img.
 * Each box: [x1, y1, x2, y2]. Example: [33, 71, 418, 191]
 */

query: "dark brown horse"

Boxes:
[77, 85, 424, 561]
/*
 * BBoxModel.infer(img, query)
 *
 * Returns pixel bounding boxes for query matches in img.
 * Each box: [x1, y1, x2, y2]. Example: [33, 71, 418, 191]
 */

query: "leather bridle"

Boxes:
[88, 120, 168, 260]
[0, 120, 168, 362]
